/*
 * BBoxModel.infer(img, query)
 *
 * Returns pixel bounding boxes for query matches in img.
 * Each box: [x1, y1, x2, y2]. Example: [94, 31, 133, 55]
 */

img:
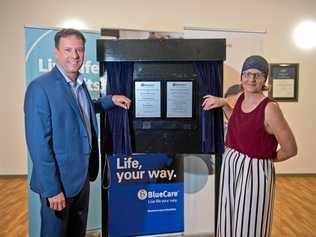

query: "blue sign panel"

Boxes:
[108, 154, 184, 236]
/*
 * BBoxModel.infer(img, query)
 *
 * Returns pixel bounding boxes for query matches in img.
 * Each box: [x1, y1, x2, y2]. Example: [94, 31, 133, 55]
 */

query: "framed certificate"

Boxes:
[134, 81, 161, 118]
[269, 63, 299, 102]
[166, 81, 193, 118]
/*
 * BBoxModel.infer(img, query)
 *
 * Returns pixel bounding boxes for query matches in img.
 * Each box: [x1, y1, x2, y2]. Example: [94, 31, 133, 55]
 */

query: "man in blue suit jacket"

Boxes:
[24, 29, 131, 237]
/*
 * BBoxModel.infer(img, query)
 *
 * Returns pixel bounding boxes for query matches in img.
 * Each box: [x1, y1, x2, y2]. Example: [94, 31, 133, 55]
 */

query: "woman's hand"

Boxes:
[202, 95, 233, 120]
[202, 95, 227, 110]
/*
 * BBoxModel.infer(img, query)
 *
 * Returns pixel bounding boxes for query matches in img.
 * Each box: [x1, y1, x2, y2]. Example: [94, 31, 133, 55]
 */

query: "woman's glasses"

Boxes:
[242, 71, 266, 80]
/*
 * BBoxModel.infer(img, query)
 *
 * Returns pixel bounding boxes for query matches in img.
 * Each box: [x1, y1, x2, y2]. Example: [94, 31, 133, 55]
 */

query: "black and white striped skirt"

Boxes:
[217, 147, 275, 237]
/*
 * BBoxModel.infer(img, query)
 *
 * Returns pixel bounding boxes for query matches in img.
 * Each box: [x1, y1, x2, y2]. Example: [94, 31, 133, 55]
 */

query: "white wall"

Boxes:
[1, 0, 315, 174]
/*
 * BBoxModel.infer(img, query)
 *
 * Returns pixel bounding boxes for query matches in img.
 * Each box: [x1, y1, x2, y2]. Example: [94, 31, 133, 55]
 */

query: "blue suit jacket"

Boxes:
[24, 66, 114, 198]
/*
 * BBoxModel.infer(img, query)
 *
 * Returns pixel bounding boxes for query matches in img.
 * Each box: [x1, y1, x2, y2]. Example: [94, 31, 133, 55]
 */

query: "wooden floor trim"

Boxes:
[0, 175, 315, 236]
[0, 175, 27, 179]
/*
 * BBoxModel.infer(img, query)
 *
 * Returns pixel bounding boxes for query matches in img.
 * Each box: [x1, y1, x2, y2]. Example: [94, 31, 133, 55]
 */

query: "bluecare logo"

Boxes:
[137, 189, 148, 200]
[137, 189, 179, 200]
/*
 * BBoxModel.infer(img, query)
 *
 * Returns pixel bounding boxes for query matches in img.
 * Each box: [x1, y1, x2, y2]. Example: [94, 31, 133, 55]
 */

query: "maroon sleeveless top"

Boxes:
[225, 93, 278, 159]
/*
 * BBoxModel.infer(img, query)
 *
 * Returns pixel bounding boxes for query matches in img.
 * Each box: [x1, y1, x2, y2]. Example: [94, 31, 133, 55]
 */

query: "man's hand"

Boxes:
[48, 192, 66, 211]
[112, 95, 131, 110]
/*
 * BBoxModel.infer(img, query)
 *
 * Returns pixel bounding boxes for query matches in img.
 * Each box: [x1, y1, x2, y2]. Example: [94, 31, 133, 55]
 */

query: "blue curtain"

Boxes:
[193, 61, 224, 154]
[106, 62, 134, 155]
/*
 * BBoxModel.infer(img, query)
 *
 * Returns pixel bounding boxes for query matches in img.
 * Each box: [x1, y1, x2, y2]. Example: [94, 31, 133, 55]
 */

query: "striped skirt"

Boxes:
[217, 147, 275, 237]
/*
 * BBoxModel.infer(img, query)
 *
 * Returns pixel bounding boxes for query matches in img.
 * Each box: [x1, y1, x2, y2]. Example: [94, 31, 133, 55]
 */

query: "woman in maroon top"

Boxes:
[203, 55, 297, 237]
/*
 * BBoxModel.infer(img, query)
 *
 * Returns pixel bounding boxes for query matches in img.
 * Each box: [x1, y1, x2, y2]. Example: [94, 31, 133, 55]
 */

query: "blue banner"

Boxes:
[108, 154, 184, 236]
[24, 27, 101, 236]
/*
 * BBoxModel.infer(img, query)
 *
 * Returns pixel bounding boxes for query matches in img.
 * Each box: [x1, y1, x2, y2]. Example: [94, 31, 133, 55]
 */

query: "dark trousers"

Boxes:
[40, 178, 90, 237]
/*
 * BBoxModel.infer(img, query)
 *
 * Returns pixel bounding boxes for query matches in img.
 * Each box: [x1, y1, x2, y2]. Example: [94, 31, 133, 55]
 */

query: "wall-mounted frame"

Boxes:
[134, 80, 162, 118]
[166, 80, 194, 118]
[269, 63, 299, 102]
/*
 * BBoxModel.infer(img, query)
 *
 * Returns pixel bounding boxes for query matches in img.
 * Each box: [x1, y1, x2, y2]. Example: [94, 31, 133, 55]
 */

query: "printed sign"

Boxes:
[135, 81, 161, 118]
[108, 154, 184, 236]
[167, 81, 193, 118]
